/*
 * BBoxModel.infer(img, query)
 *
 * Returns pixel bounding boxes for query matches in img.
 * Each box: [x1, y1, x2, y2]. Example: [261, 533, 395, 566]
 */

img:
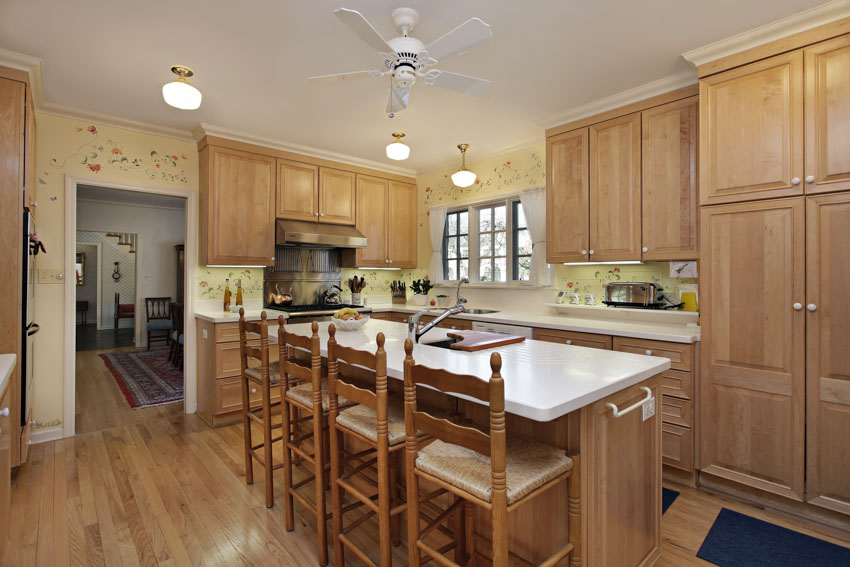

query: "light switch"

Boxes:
[38, 269, 65, 284]
[202, 329, 208, 339]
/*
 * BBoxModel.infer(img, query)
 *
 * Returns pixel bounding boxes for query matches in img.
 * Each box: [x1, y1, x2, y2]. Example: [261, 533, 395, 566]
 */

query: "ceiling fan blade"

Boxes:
[386, 86, 409, 114]
[424, 17, 492, 63]
[426, 70, 491, 97]
[308, 70, 380, 83]
[334, 7, 391, 52]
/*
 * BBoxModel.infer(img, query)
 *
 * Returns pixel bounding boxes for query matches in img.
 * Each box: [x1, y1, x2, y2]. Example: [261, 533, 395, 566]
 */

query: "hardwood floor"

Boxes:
[75, 325, 135, 352]
[75, 348, 184, 435]
[6, 410, 850, 566]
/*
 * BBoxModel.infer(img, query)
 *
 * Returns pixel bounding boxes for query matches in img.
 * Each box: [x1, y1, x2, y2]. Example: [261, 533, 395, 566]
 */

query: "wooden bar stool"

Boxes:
[279, 319, 354, 566]
[327, 326, 406, 567]
[238, 309, 284, 509]
[402, 338, 581, 567]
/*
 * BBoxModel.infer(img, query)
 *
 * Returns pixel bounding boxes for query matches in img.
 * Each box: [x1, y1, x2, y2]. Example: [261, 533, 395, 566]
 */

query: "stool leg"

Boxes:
[281, 398, 295, 531]
[465, 501, 475, 567]
[454, 495, 465, 565]
[405, 451, 421, 567]
[312, 403, 329, 566]
[241, 376, 254, 486]
[262, 381, 274, 508]
[330, 424, 345, 567]
[389, 451, 401, 547]
[377, 441, 391, 567]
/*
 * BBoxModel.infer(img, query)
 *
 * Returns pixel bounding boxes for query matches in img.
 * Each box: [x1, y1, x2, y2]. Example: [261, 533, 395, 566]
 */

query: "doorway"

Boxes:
[63, 176, 198, 438]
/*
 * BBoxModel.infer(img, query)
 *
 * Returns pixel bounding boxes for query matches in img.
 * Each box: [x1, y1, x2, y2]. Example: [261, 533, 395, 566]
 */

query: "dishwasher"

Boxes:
[471, 320, 534, 339]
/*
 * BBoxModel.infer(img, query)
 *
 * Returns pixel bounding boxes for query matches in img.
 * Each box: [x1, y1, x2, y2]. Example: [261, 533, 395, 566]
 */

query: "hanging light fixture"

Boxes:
[385, 131, 410, 161]
[162, 65, 202, 110]
[451, 143, 476, 187]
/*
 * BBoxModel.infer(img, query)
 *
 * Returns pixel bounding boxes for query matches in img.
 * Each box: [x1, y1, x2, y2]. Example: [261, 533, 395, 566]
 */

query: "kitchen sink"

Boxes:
[464, 309, 500, 314]
[421, 338, 460, 350]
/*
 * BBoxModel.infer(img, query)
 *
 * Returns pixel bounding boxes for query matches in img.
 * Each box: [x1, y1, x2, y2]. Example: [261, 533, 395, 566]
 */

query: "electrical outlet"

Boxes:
[642, 396, 656, 421]
[202, 329, 208, 339]
[38, 269, 65, 284]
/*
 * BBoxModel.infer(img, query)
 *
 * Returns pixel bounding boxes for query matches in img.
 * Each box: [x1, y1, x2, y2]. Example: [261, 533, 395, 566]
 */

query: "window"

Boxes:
[443, 198, 530, 284]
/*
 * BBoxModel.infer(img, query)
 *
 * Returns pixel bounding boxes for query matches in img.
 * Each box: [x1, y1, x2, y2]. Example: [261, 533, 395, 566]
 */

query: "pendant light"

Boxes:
[451, 143, 476, 187]
[385, 131, 410, 161]
[162, 65, 202, 110]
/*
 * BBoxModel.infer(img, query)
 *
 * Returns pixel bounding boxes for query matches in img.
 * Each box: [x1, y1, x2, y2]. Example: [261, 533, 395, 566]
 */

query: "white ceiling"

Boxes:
[0, 0, 833, 172]
[77, 185, 186, 210]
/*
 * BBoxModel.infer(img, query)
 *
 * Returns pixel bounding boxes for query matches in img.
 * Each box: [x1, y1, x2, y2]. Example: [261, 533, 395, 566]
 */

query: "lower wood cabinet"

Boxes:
[197, 319, 280, 427]
[0, 378, 10, 560]
[532, 328, 612, 349]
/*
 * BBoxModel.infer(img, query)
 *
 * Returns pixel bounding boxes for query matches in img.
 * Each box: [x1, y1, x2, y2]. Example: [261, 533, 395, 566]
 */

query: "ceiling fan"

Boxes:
[309, 7, 493, 116]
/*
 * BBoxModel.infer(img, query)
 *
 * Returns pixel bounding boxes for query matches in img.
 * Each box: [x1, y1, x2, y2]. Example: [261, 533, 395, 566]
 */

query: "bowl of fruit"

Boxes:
[331, 307, 369, 331]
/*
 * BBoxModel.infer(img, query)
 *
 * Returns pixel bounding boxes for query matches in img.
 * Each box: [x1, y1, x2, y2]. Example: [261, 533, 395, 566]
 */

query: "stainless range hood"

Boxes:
[275, 219, 367, 248]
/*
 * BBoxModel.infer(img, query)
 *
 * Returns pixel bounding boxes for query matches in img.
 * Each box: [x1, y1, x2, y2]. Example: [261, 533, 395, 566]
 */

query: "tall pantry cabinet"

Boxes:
[700, 33, 850, 513]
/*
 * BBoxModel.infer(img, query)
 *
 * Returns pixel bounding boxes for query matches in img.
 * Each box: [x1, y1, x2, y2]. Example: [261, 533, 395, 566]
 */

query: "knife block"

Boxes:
[391, 288, 407, 305]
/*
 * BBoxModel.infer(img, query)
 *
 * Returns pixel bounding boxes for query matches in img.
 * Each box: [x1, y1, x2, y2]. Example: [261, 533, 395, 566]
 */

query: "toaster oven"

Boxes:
[603, 282, 659, 307]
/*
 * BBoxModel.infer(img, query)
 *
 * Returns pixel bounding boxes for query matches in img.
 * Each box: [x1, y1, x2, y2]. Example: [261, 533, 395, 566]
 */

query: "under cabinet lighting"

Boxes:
[562, 261, 644, 266]
[358, 267, 401, 271]
[207, 265, 269, 268]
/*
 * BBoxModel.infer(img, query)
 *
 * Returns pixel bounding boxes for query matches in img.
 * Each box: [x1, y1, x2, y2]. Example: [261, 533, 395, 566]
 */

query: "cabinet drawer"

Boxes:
[420, 316, 473, 330]
[612, 337, 692, 371]
[216, 376, 282, 415]
[661, 396, 692, 428]
[662, 422, 693, 471]
[391, 312, 411, 323]
[215, 322, 240, 343]
[369, 312, 392, 321]
[532, 328, 612, 350]
[661, 369, 693, 400]
[215, 341, 279, 379]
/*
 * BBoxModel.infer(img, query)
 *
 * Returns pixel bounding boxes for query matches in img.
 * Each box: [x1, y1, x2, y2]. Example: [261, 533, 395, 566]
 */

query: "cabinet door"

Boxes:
[387, 181, 417, 268]
[0, 386, 9, 557]
[202, 146, 276, 266]
[641, 97, 698, 260]
[806, 193, 850, 515]
[700, 51, 804, 205]
[700, 198, 805, 501]
[546, 129, 589, 262]
[355, 175, 389, 267]
[590, 113, 642, 262]
[319, 168, 356, 225]
[276, 159, 318, 222]
[804, 35, 850, 194]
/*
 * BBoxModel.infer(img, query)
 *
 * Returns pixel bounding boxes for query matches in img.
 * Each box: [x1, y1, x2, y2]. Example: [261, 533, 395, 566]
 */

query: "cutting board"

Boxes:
[445, 331, 526, 351]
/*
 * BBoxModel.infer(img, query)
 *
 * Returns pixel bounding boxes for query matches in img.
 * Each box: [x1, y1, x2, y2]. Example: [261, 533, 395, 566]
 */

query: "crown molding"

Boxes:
[416, 136, 545, 178]
[535, 71, 697, 130]
[194, 123, 418, 178]
[682, 0, 850, 68]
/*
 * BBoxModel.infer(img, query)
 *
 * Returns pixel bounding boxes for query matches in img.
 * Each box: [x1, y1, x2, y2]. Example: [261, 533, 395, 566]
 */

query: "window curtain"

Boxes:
[428, 205, 448, 284]
[519, 187, 551, 286]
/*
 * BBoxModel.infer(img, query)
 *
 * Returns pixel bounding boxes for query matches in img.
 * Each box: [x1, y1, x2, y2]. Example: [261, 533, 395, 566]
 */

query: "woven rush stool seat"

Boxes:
[285, 379, 352, 411]
[245, 360, 282, 385]
[336, 395, 407, 446]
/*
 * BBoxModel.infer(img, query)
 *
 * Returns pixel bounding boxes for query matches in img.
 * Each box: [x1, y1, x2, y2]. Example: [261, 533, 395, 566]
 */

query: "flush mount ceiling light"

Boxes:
[385, 131, 410, 160]
[451, 143, 476, 187]
[162, 65, 202, 110]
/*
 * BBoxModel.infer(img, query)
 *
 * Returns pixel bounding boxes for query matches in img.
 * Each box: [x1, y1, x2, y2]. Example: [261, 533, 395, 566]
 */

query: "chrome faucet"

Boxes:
[408, 277, 469, 343]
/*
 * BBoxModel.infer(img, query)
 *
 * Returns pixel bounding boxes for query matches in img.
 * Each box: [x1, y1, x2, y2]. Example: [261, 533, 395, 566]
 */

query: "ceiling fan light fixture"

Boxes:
[451, 143, 476, 187]
[385, 131, 410, 160]
[162, 65, 202, 110]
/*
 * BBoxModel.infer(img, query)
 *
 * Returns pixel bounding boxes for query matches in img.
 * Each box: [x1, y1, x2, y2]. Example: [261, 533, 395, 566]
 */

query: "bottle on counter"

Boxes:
[235, 279, 243, 306]
[223, 278, 232, 312]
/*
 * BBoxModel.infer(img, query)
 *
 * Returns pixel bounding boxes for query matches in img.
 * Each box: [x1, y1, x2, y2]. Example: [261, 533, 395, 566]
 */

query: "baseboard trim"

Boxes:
[30, 426, 64, 445]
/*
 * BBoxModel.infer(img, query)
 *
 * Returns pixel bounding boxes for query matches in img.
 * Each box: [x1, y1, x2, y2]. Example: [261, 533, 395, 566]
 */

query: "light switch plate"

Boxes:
[38, 269, 65, 284]
[642, 396, 656, 421]
[202, 329, 209, 339]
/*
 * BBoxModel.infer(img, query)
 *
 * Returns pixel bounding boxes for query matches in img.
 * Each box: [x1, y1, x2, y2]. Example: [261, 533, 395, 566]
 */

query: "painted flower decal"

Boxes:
[425, 187, 431, 192]
[199, 281, 208, 288]
[181, 154, 188, 160]
[76, 127, 83, 133]
[87, 164, 101, 172]
[87, 125, 97, 133]
[506, 161, 511, 165]
[111, 147, 123, 155]
[566, 282, 573, 288]
[613, 267, 620, 273]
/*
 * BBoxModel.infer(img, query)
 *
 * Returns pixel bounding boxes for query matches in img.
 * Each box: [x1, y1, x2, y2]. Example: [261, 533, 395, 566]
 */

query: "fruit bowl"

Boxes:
[331, 315, 369, 331]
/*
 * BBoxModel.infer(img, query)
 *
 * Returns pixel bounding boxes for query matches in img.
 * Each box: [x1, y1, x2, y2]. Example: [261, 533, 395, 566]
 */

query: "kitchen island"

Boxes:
[274, 318, 670, 566]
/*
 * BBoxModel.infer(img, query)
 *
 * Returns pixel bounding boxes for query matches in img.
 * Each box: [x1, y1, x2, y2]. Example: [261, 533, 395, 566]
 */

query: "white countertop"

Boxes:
[195, 308, 277, 323]
[0, 354, 16, 396]
[271, 320, 670, 422]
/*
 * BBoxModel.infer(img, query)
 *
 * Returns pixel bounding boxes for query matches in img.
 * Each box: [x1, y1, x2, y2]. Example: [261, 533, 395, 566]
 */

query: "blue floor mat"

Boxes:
[697, 508, 850, 566]
[662, 487, 679, 514]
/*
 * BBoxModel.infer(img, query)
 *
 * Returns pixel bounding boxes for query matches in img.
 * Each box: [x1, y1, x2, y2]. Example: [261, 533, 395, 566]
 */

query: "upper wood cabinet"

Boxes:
[700, 198, 806, 501]
[276, 159, 318, 222]
[700, 51, 804, 205]
[589, 113, 642, 261]
[387, 181, 417, 268]
[804, 34, 850, 194]
[319, 168, 356, 225]
[200, 145, 276, 266]
[546, 129, 589, 263]
[641, 97, 699, 260]
[355, 176, 417, 268]
[805, 192, 850, 515]
[276, 162, 356, 225]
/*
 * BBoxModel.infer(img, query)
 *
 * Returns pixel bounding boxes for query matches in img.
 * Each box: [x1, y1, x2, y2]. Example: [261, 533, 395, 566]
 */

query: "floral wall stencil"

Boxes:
[48, 123, 190, 184]
[551, 262, 698, 303]
[196, 268, 264, 300]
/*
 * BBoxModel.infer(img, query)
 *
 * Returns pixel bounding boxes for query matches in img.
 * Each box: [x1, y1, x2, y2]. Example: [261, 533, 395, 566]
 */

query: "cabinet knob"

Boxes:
[316, 212, 320, 217]
[565, 339, 572, 345]
[388, 260, 393, 264]
[589, 250, 595, 255]
[807, 303, 817, 312]
[642, 247, 648, 253]
[0, 408, 8, 417]
[645, 349, 652, 356]
[793, 302, 803, 311]
[581, 250, 587, 255]
[791, 177, 801, 186]
[319, 213, 325, 217]
[805, 175, 815, 184]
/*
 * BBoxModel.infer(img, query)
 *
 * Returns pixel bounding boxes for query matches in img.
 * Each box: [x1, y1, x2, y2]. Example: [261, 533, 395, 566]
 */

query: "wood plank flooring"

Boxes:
[6, 410, 850, 566]
[75, 348, 184, 435]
